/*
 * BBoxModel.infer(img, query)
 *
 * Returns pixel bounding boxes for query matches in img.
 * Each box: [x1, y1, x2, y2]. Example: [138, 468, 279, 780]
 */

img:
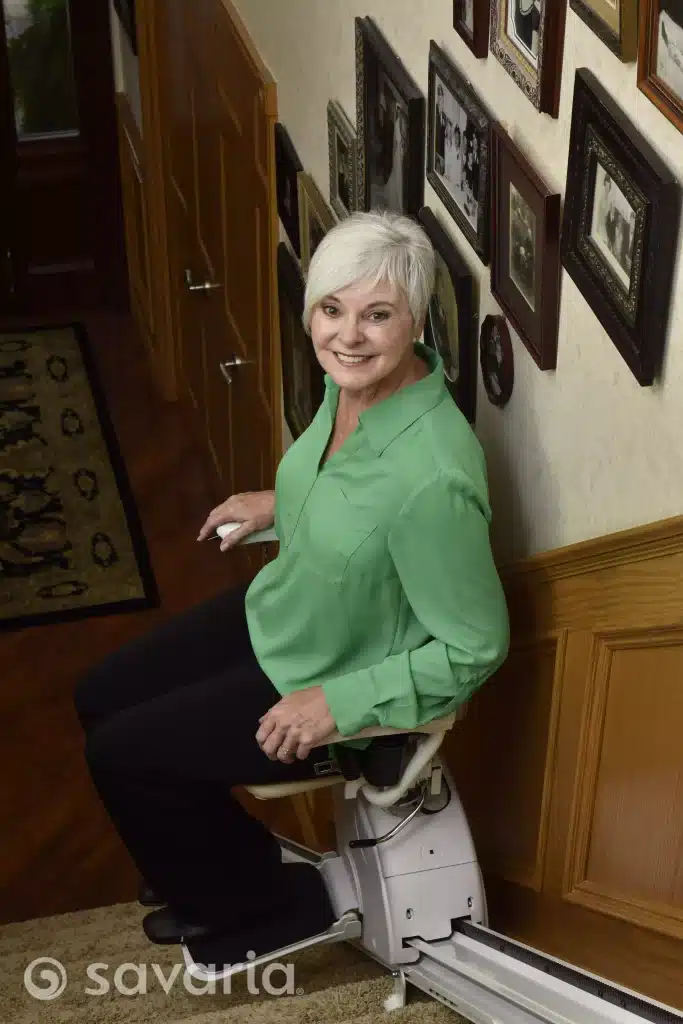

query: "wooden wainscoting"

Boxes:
[444, 514, 683, 1010]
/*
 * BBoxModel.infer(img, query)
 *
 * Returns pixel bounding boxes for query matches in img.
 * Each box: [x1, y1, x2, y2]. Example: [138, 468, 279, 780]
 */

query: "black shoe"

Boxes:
[138, 880, 165, 908]
[143, 906, 226, 945]
[186, 862, 336, 969]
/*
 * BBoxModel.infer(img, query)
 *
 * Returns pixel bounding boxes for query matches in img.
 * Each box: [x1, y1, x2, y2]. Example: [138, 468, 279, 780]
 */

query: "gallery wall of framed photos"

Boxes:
[232, 0, 683, 566]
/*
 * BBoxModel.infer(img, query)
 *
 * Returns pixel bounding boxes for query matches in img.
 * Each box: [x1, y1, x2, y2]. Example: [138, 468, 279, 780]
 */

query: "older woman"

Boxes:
[74, 211, 508, 968]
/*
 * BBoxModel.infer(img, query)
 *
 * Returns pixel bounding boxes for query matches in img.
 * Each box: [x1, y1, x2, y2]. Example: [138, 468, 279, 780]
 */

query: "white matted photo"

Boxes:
[590, 161, 636, 291]
[507, 0, 543, 66]
[509, 183, 536, 311]
[433, 73, 481, 233]
[463, 0, 475, 33]
[656, 7, 683, 104]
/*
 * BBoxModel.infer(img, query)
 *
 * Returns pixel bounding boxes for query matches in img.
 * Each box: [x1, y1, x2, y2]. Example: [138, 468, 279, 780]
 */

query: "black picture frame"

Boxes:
[453, 0, 490, 58]
[355, 16, 425, 216]
[561, 69, 680, 386]
[427, 40, 492, 265]
[275, 124, 304, 257]
[113, 0, 138, 56]
[327, 100, 358, 219]
[277, 243, 325, 440]
[418, 207, 477, 424]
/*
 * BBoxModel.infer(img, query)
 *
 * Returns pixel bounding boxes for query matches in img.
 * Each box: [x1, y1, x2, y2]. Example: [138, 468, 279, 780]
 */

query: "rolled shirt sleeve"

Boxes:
[321, 470, 510, 736]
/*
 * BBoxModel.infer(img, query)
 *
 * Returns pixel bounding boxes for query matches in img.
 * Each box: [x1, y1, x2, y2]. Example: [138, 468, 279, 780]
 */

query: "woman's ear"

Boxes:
[415, 317, 426, 341]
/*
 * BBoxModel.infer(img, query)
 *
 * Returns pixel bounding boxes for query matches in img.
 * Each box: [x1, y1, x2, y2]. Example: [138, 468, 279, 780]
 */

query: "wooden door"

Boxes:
[0, 0, 127, 312]
[159, 0, 282, 575]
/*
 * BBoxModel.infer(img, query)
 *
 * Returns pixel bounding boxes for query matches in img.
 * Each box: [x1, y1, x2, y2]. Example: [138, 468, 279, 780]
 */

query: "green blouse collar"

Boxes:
[323, 343, 446, 455]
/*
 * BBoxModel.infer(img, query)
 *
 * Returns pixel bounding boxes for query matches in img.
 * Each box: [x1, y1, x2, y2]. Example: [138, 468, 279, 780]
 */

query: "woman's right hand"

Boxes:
[197, 490, 275, 551]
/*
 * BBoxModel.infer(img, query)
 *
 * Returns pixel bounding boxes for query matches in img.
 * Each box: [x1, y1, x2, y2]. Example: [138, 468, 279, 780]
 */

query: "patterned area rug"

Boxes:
[0, 323, 158, 630]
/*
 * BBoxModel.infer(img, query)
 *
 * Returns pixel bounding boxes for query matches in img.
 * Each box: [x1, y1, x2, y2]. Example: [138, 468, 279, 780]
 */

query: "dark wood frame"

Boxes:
[491, 123, 560, 371]
[427, 40, 492, 265]
[275, 123, 303, 257]
[355, 16, 425, 216]
[327, 100, 358, 219]
[570, 0, 638, 61]
[418, 206, 477, 424]
[453, 0, 490, 58]
[490, 0, 567, 117]
[638, 0, 683, 133]
[561, 68, 680, 386]
[277, 242, 324, 440]
[480, 315, 514, 407]
[297, 172, 336, 278]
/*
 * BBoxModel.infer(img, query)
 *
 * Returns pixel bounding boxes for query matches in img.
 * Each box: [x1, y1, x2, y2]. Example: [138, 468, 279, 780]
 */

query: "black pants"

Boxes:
[74, 583, 328, 928]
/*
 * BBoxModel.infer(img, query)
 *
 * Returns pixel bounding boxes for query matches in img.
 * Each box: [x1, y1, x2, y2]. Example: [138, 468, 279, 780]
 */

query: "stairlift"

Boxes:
[182, 524, 683, 1024]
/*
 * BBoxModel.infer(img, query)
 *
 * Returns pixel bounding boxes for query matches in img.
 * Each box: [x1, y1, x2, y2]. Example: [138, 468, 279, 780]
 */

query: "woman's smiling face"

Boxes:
[309, 279, 417, 393]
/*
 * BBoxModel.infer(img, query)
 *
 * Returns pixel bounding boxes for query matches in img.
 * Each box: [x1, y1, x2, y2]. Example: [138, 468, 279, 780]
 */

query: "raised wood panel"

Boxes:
[446, 634, 563, 891]
[563, 628, 683, 939]
[460, 515, 683, 1009]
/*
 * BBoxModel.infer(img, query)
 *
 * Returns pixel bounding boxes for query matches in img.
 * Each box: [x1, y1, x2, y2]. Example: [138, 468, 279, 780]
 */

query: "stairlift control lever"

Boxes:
[214, 521, 278, 545]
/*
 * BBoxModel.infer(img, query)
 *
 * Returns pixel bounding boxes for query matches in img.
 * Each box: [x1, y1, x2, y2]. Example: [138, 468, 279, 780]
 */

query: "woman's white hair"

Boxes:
[302, 210, 435, 333]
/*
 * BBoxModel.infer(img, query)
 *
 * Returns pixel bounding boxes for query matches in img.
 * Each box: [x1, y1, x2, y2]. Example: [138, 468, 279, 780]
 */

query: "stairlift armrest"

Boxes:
[323, 709, 462, 746]
[215, 522, 278, 545]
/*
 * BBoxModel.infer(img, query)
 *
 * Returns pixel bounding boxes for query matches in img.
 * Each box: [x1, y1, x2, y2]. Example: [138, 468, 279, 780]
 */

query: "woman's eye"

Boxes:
[368, 310, 390, 322]
[322, 305, 339, 316]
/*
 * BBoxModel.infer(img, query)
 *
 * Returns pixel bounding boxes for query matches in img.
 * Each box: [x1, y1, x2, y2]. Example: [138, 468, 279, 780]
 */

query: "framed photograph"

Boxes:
[490, 0, 567, 117]
[480, 315, 514, 407]
[327, 101, 358, 219]
[418, 206, 477, 423]
[427, 40, 492, 264]
[355, 16, 426, 216]
[277, 243, 325, 440]
[490, 124, 561, 371]
[297, 173, 336, 277]
[570, 0, 638, 60]
[638, 0, 683, 133]
[275, 124, 304, 257]
[562, 69, 680, 385]
[453, 0, 490, 58]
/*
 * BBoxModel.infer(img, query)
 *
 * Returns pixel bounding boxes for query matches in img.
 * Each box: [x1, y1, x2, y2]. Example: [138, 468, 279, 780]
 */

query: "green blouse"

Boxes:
[245, 343, 509, 746]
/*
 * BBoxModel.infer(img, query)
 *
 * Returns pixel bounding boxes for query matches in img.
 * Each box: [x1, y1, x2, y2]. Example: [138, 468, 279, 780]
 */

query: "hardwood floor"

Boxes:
[0, 313, 300, 925]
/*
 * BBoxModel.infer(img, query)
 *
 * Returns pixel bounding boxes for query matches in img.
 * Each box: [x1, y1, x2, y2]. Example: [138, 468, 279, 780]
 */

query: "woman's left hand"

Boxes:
[256, 686, 336, 762]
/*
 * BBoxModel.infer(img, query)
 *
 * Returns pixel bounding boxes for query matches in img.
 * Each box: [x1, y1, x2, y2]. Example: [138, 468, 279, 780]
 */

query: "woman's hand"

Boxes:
[255, 687, 336, 762]
[197, 490, 275, 551]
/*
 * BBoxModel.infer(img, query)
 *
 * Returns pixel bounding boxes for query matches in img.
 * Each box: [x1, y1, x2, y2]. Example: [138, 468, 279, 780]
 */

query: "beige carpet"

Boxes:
[0, 900, 468, 1023]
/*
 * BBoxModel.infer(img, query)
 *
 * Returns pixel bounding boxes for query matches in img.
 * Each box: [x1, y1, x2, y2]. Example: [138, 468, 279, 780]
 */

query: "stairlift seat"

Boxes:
[244, 710, 462, 801]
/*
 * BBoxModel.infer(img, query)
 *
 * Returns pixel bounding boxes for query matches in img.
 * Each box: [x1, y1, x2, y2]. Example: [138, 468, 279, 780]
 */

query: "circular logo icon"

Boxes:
[24, 957, 67, 1000]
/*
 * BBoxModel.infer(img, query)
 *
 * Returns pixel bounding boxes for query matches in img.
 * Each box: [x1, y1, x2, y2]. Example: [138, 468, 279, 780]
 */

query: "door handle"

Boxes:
[219, 355, 253, 384]
[185, 268, 221, 293]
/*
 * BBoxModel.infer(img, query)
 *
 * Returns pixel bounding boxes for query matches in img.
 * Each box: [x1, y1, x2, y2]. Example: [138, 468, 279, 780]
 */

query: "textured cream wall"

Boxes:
[234, 0, 683, 561]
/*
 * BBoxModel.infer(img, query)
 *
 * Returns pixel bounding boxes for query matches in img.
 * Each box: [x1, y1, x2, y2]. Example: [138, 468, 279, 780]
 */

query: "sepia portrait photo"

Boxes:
[509, 183, 537, 310]
[656, 1, 683, 104]
[590, 162, 637, 291]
